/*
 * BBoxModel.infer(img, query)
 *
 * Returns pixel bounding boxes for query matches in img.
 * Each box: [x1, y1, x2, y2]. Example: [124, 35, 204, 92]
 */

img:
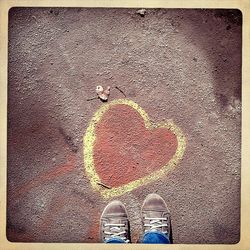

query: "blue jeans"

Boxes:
[106, 231, 171, 244]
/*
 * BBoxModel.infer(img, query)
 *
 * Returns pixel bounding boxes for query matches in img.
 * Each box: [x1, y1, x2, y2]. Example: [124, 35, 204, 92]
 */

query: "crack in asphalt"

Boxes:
[58, 127, 79, 153]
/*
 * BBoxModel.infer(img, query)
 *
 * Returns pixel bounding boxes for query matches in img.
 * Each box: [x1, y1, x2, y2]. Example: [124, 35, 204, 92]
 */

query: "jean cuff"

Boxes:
[105, 237, 127, 243]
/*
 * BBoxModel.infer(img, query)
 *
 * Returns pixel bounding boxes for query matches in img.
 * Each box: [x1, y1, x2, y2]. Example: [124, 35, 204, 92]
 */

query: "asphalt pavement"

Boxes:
[7, 8, 241, 243]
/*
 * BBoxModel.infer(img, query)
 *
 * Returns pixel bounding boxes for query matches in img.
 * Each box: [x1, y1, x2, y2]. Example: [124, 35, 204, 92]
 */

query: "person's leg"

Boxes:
[142, 231, 171, 244]
[100, 200, 130, 243]
[141, 193, 172, 244]
[105, 238, 126, 243]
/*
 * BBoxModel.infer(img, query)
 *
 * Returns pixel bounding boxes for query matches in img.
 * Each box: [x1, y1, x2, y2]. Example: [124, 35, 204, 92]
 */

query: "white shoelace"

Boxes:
[104, 223, 129, 243]
[144, 217, 168, 234]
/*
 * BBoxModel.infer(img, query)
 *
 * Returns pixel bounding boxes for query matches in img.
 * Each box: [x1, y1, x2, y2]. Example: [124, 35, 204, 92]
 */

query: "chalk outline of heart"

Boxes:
[83, 99, 186, 199]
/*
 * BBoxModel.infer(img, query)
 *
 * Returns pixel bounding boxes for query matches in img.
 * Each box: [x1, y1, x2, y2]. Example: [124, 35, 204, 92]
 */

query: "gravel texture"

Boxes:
[7, 8, 241, 243]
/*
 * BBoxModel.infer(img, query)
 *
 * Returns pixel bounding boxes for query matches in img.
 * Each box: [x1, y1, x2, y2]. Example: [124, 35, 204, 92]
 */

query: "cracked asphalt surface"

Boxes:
[7, 8, 241, 243]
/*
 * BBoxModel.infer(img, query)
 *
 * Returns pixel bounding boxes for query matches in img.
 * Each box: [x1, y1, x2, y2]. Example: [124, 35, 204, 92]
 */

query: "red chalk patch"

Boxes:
[93, 104, 178, 187]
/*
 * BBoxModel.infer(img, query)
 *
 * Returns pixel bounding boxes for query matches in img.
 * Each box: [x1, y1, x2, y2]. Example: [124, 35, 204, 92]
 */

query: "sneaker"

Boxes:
[100, 200, 130, 243]
[141, 193, 171, 236]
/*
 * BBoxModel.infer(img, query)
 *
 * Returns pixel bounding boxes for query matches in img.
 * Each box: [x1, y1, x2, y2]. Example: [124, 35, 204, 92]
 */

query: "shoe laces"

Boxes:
[144, 217, 168, 234]
[104, 223, 130, 243]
